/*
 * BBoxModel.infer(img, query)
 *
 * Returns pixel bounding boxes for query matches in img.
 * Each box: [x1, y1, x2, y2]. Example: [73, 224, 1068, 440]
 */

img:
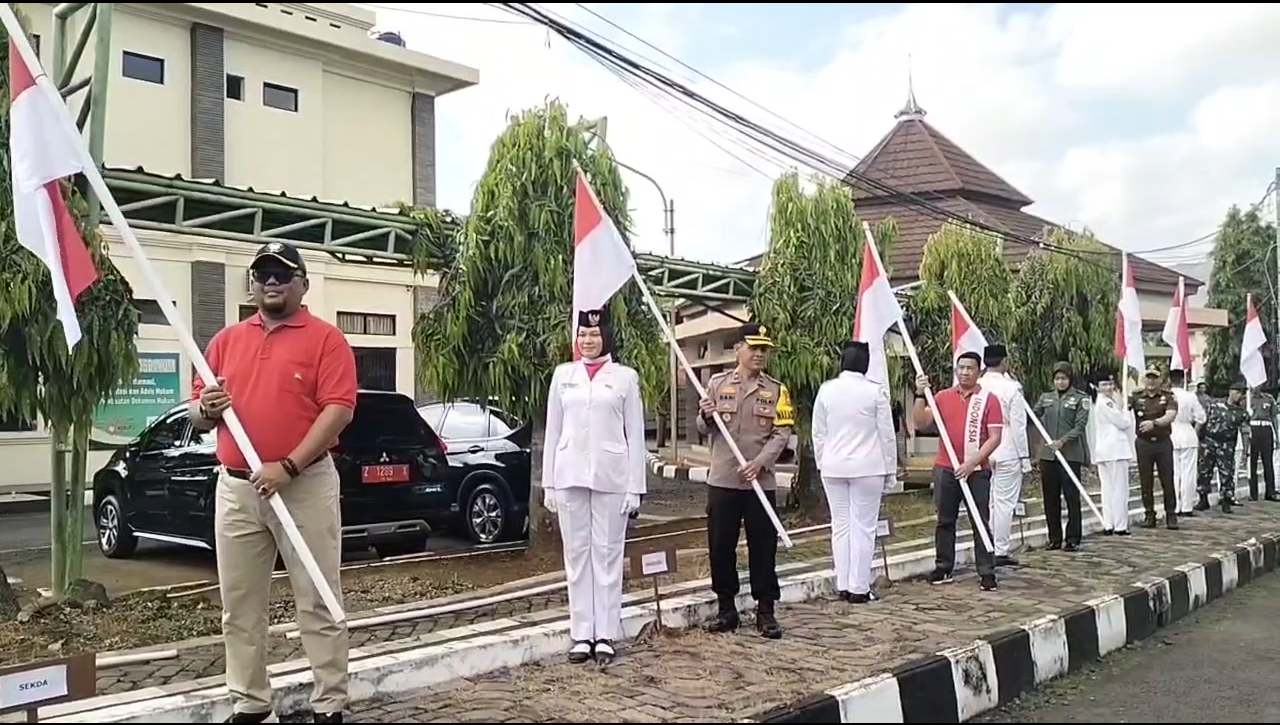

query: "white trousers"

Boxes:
[822, 476, 883, 595]
[1173, 446, 1199, 513]
[988, 458, 1023, 557]
[555, 486, 628, 642]
[1097, 460, 1130, 532]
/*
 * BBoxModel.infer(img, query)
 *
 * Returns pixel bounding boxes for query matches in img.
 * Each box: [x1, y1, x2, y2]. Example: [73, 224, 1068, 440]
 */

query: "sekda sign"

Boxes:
[0, 653, 96, 718]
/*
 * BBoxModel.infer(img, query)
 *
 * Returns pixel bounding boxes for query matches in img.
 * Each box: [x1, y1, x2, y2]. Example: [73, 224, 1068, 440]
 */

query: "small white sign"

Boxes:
[0, 663, 68, 710]
[640, 550, 670, 576]
[876, 518, 893, 538]
[1014, 501, 1027, 518]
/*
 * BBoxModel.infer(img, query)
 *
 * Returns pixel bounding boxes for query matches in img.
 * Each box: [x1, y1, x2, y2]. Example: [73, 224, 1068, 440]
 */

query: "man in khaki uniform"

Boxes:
[696, 323, 794, 639]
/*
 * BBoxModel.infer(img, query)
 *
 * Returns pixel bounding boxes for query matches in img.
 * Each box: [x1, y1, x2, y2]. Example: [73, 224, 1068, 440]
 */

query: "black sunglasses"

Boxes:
[250, 268, 302, 285]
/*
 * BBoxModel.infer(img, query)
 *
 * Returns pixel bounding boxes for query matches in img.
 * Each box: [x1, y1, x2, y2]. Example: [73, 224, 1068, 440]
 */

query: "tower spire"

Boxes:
[895, 55, 926, 120]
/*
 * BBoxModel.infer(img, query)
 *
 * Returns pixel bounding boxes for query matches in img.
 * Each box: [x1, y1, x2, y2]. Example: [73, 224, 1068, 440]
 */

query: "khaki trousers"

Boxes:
[216, 455, 348, 715]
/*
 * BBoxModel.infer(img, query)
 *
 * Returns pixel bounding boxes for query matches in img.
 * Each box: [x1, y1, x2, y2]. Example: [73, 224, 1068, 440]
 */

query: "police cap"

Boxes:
[738, 323, 775, 348]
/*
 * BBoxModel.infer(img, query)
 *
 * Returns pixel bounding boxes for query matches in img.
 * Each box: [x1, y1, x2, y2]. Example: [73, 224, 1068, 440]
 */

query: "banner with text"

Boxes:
[91, 352, 182, 448]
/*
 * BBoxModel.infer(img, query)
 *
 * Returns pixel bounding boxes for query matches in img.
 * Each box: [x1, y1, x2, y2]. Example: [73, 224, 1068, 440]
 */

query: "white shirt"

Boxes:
[1169, 387, 1205, 449]
[1087, 391, 1135, 463]
[811, 371, 896, 479]
[978, 370, 1029, 463]
[541, 359, 647, 495]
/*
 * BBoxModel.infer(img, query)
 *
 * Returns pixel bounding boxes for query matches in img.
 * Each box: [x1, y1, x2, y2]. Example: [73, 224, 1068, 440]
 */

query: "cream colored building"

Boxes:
[0, 2, 476, 490]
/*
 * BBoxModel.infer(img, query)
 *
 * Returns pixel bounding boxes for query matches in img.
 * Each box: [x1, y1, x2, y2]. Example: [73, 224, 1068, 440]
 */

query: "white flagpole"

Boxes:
[945, 291, 1106, 529]
[864, 224, 995, 554]
[1, 7, 345, 622]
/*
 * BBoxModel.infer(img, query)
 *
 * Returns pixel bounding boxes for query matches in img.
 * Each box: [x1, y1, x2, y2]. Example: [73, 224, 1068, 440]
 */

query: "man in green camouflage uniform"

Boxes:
[1196, 379, 1250, 513]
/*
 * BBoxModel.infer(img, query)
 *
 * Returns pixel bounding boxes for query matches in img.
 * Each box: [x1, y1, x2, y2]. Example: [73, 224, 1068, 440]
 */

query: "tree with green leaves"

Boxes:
[412, 100, 666, 551]
[0, 23, 140, 602]
[907, 222, 1017, 383]
[1011, 228, 1120, 395]
[748, 172, 896, 516]
[1205, 204, 1278, 392]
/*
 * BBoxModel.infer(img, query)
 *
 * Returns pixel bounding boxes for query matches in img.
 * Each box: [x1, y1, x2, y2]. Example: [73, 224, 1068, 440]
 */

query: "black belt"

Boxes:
[224, 452, 330, 481]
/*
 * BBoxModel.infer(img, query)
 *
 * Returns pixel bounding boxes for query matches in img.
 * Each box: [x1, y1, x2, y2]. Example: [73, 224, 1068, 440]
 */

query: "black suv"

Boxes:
[92, 390, 530, 561]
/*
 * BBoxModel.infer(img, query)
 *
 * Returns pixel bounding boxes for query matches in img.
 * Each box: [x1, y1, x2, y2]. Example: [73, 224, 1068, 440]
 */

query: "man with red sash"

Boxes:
[912, 350, 1003, 591]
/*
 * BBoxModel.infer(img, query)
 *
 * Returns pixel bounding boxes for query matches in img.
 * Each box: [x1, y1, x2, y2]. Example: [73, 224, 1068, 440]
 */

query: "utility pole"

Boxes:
[583, 118, 682, 458]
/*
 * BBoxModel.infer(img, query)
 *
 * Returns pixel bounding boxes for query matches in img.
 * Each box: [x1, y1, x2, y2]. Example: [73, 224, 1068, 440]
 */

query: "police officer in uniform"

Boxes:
[1130, 365, 1179, 529]
[696, 323, 794, 639]
[1032, 362, 1091, 551]
[1196, 379, 1250, 513]
[1247, 386, 1279, 501]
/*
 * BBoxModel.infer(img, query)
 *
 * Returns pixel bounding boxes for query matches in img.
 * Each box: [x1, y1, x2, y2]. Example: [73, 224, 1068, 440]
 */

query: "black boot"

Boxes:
[1194, 493, 1210, 511]
[1166, 512, 1179, 530]
[755, 602, 783, 640]
[1141, 512, 1158, 528]
[1221, 496, 1234, 514]
[706, 598, 740, 634]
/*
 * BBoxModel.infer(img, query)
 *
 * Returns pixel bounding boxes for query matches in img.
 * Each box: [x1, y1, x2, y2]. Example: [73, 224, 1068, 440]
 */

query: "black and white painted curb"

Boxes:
[756, 531, 1280, 723]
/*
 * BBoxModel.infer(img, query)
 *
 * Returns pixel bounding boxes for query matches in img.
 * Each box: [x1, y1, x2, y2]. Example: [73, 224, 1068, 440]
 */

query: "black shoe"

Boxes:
[927, 569, 954, 585]
[1166, 513, 1179, 530]
[994, 555, 1020, 566]
[1116, 529, 1132, 536]
[1266, 493, 1280, 502]
[1102, 529, 1114, 536]
[1141, 514, 1158, 528]
[1194, 496, 1210, 512]
[1182, 509, 1196, 518]
[706, 610, 740, 634]
[848, 591, 876, 604]
[225, 713, 278, 724]
[567, 640, 593, 664]
[756, 610, 783, 639]
[836, 590, 852, 602]
[314, 713, 343, 724]
[1064, 541, 1080, 552]
[1221, 498, 1234, 514]
[1046, 541, 1063, 551]
[593, 639, 616, 665]
[980, 575, 998, 591]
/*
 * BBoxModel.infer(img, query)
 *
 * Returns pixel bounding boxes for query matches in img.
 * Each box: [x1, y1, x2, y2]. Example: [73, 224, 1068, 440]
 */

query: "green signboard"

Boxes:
[91, 352, 182, 447]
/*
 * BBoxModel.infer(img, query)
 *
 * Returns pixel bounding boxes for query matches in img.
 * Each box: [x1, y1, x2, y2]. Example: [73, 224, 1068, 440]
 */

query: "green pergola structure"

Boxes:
[102, 167, 759, 304]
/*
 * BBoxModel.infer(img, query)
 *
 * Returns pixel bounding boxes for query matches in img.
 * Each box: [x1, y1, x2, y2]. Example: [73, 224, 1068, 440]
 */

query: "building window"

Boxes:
[226, 73, 244, 101]
[0, 413, 37, 433]
[122, 51, 165, 85]
[263, 82, 298, 112]
[132, 298, 171, 326]
[336, 312, 395, 336]
[353, 347, 396, 391]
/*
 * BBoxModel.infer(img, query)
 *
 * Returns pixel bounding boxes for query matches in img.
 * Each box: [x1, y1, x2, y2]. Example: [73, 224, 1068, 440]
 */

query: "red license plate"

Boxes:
[361, 464, 410, 484]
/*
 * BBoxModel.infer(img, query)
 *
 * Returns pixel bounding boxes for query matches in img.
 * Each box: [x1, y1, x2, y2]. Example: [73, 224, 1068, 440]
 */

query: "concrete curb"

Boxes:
[755, 530, 1280, 723]
[0, 490, 93, 516]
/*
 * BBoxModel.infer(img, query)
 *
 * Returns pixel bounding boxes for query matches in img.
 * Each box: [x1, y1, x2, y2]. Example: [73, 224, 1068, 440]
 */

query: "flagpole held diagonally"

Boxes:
[0, 8, 346, 623]
[570, 162, 794, 548]
[946, 290, 1107, 530]
[861, 223, 995, 554]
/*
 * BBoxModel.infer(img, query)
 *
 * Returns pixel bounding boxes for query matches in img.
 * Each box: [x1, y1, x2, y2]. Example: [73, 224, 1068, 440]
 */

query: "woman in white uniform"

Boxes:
[811, 341, 897, 603]
[1086, 369, 1135, 535]
[542, 307, 646, 665]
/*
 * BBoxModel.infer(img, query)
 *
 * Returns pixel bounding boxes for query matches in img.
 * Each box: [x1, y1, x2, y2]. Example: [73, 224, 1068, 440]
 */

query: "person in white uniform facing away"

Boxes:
[811, 341, 896, 603]
[542, 308, 646, 665]
[977, 344, 1031, 567]
[1166, 369, 1206, 517]
[1086, 369, 1135, 535]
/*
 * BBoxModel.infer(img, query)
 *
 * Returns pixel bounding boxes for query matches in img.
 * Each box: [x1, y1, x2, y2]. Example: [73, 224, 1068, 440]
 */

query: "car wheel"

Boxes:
[97, 493, 138, 559]
[465, 482, 510, 545]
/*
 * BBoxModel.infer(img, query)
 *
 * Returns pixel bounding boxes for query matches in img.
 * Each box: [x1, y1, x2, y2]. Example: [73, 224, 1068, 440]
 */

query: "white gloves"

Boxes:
[622, 493, 641, 516]
[1021, 459, 1033, 474]
[543, 488, 560, 515]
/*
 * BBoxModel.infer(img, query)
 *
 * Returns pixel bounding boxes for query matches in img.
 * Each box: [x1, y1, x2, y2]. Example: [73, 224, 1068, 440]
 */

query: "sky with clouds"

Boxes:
[364, 2, 1280, 272]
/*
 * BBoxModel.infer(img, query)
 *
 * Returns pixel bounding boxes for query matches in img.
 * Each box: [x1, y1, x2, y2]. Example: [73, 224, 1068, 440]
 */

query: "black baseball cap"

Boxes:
[251, 241, 306, 275]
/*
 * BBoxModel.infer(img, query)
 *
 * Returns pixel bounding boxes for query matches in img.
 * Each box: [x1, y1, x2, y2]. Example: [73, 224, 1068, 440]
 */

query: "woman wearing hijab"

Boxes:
[1086, 369, 1135, 535]
[811, 341, 897, 603]
[542, 307, 646, 665]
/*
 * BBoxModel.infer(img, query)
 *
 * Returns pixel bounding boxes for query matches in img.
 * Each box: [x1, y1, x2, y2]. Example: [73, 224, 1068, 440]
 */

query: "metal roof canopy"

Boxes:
[101, 167, 758, 303]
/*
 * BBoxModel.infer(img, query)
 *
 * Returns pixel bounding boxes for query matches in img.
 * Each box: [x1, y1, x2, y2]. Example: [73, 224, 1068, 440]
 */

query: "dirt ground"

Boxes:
[0, 490, 938, 666]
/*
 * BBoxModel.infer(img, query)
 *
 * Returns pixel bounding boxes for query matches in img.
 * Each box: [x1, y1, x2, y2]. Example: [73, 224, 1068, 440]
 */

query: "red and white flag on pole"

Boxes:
[1161, 276, 1192, 373]
[9, 38, 98, 350]
[1240, 292, 1267, 388]
[571, 168, 636, 359]
[851, 231, 902, 384]
[951, 294, 988, 378]
[1114, 253, 1145, 377]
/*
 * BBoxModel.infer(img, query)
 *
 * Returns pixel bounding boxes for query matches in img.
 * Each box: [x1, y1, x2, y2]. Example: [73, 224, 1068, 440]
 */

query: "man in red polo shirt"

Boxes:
[912, 351, 1003, 591]
[190, 241, 357, 724]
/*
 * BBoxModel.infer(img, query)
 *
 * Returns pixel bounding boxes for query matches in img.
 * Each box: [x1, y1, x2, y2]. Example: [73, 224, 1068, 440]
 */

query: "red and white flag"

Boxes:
[1114, 253, 1145, 377]
[9, 38, 98, 349]
[851, 231, 902, 384]
[1240, 292, 1267, 388]
[950, 292, 988, 381]
[571, 168, 636, 358]
[1161, 276, 1192, 373]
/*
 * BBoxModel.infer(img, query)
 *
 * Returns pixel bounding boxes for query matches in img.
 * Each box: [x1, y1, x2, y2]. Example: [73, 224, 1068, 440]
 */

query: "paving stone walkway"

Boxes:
[335, 500, 1280, 723]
